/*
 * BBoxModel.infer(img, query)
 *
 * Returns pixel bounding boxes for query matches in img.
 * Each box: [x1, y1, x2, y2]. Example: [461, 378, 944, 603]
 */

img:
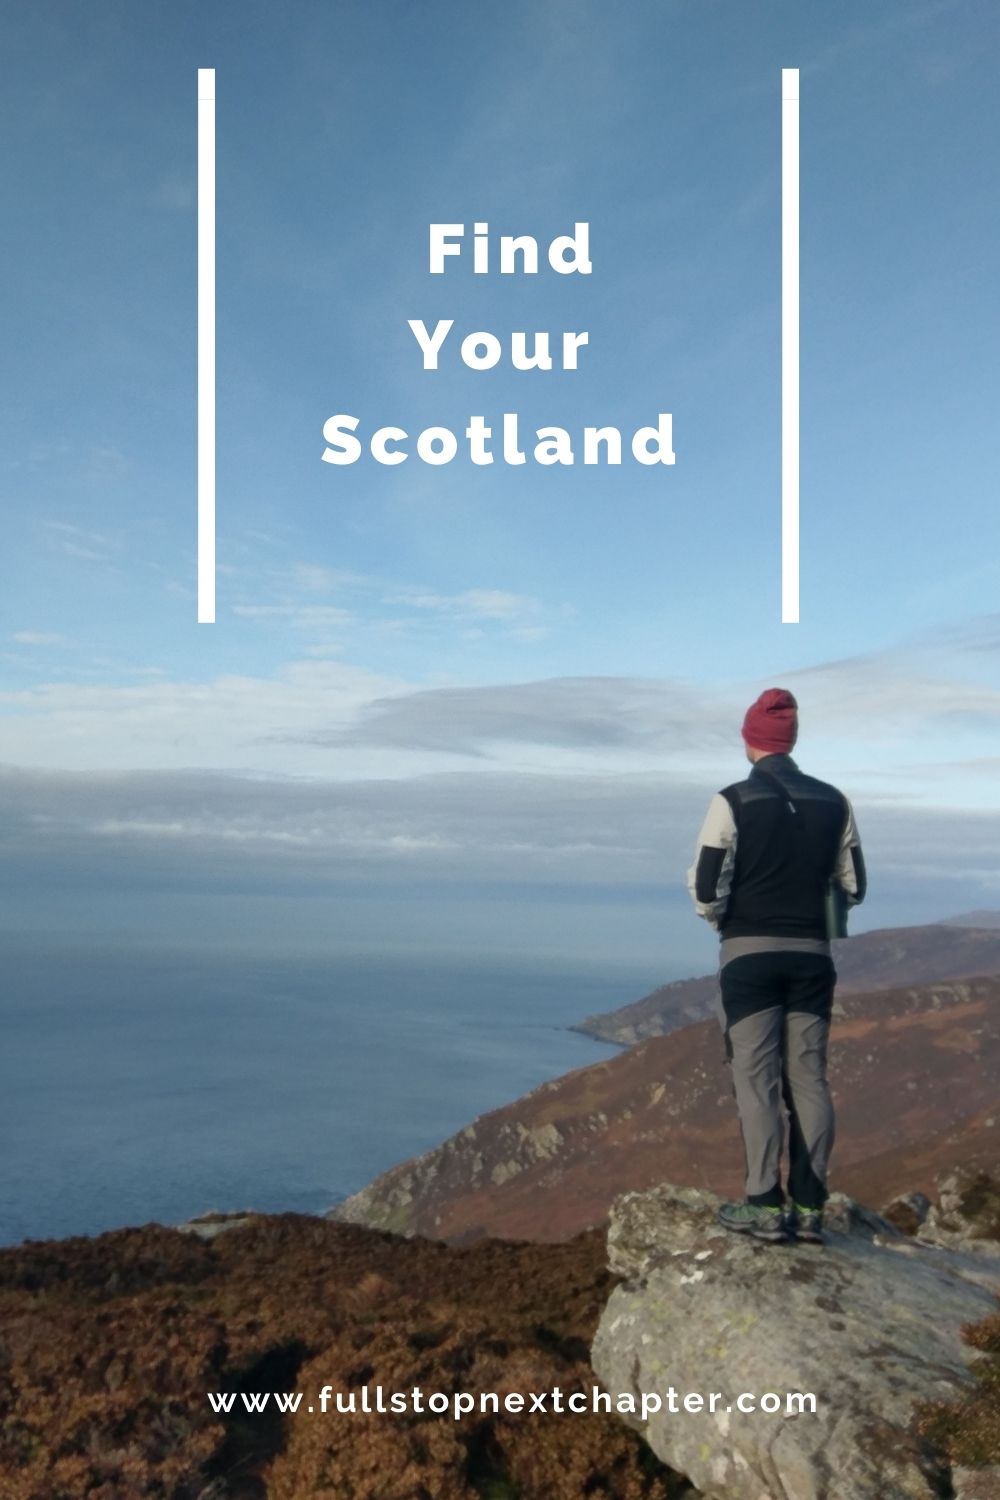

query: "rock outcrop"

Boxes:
[591, 1182, 1000, 1500]
[3, 1194, 996, 1497]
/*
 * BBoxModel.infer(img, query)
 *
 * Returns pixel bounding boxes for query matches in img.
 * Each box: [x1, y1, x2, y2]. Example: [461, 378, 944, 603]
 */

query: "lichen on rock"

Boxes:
[592, 1181, 1000, 1500]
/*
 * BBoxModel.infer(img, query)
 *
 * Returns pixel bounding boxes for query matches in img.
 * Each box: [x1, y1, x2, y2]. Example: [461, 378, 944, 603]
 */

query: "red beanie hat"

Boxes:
[741, 688, 798, 753]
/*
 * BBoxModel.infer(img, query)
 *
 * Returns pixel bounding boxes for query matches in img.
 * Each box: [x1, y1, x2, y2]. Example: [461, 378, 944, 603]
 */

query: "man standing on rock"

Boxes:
[688, 688, 866, 1244]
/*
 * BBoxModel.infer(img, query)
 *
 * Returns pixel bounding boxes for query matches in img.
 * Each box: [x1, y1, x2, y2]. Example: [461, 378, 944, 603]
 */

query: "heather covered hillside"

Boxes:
[0, 1215, 691, 1500]
[3, 1180, 998, 1499]
[334, 974, 1000, 1244]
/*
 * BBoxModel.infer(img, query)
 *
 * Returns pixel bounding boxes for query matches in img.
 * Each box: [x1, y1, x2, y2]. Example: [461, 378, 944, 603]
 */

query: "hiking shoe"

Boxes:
[716, 1201, 788, 1242]
[788, 1204, 824, 1244]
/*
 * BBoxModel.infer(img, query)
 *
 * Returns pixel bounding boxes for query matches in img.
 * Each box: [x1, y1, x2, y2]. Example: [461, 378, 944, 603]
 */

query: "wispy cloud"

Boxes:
[781, 645, 1000, 743]
[12, 631, 69, 648]
[2, 617, 1000, 800]
[802, 0, 970, 78]
[43, 519, 123, 564]
[0, 660, 409, 775]
[226, 560, 570, 646]
[285, 563, 370, 593]
[232, 604, 355, 628]
[381, 586, 548, 623]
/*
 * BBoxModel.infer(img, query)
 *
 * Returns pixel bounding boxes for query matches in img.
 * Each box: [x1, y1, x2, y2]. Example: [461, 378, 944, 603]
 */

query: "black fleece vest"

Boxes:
[719, 755, 849, 940]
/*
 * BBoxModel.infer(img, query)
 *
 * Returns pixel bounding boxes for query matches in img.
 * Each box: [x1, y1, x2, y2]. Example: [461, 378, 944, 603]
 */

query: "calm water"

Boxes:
[0, 939, 659, 1246]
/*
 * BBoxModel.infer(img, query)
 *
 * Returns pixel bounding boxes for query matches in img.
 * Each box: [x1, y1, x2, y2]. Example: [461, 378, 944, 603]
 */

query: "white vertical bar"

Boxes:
[198, 68, 216, 624]
[781, 67, 800, 624]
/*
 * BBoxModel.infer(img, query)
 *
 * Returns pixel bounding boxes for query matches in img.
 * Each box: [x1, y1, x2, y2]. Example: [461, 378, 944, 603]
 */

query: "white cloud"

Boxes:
[1, 617, 997, 808]
[0, 660, 410, 775]
[12, 631, 69, 648]
[232, 604, 354, 628]
[302, 642, 345, 658]
[225, 564, 569, 647]
[285, 563, 368, 593]
[383, 587, 542, 622]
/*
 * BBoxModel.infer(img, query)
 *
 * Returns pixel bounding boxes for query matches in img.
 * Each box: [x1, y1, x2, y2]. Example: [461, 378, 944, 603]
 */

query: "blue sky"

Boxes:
[2, 0, 999, 969]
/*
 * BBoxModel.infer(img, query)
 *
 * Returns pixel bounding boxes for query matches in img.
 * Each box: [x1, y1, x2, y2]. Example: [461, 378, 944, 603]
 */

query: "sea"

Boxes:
[0, 938, 665, 1247]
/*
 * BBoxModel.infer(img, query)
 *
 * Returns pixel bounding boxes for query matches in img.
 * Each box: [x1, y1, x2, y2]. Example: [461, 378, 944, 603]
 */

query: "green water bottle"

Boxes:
[824, 880, 849, 940]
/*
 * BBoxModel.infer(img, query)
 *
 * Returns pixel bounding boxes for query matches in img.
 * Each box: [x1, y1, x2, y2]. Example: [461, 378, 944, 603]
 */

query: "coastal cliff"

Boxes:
[331, 974, 1000, 1244]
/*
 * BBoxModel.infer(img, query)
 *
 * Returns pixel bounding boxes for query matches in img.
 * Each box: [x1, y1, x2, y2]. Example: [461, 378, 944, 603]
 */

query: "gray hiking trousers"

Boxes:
[720, 951, 836, 1210]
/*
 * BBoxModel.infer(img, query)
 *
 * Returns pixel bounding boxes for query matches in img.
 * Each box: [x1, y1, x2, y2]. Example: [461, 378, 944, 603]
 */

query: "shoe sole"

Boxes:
[718, 1217, 788, 1243]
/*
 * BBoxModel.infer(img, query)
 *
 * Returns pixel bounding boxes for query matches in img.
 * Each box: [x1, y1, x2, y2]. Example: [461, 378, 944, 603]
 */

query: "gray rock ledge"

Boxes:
[592, 1183, 1000, 1500]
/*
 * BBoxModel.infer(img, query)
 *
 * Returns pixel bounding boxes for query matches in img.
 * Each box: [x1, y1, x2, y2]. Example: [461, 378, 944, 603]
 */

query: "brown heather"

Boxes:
[916, 1172, 1000, 1471]
[0, 1215, 693, 1500]
[917, 1306, 1000, 1469]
